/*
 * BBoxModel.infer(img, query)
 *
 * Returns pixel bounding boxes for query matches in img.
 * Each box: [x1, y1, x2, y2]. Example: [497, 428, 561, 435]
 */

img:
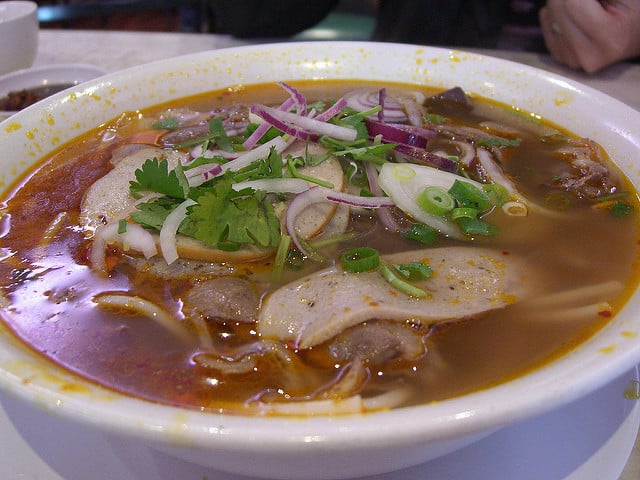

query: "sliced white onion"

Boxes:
[243, 97, 295, 150]
[223, 136, 291, 173]
[365, 161, 402, 232]
[187, 136, 290, 188]
[90, 221, 158, 272]
[191, 144, 238, 160]
[377, 163, 484, 239]
[159, 198, 197, 264]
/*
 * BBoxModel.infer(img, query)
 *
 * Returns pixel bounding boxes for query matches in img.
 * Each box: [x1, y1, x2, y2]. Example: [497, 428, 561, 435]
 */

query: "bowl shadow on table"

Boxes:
[1, 368, 637, 480]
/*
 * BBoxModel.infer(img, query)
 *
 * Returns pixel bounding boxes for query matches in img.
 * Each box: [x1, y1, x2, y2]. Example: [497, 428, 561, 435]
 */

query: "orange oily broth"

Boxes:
[0, 79, 638, 413]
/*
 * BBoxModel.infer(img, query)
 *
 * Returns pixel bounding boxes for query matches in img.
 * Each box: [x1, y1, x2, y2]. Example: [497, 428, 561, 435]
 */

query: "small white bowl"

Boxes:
[0, 63, 107, 119]
[0, 1, 38, 76]
[0, 42, 640, 480]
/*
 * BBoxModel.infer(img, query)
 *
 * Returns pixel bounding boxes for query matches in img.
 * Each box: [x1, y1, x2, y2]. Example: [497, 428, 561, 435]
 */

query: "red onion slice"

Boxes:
[243, 97, 295, 150]
[314, 97, 347, 122]
[277, 82, 307, 116]
[344, 87, 406, 122]
[252, 104, 357, 142]
[394, 144, 458, 173]
[365, 119, 436, 149]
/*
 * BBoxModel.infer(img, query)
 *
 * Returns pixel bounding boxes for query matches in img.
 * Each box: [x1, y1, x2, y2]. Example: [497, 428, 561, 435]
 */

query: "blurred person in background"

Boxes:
[209, 0, 640, 73]
[538, 0, 640, 72]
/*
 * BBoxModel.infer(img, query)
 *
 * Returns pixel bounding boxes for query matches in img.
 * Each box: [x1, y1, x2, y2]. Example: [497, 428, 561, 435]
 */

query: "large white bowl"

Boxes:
[0, 42, 640, 480]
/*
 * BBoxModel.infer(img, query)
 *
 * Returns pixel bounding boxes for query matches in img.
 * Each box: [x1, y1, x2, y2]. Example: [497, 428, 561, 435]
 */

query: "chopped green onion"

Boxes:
[476, 137, 521, 148]
[341, 247, 380, 273]
[596, 191, 630, 203]
[286, 249, 306, 270]
[309, 232, 358, 249]
[271, 235, 292, 282]
[393, 261, 432, 281]
[118, 219, 128, 234]
[448, 180, 491, 210]
[450, 207, 479, 220]
[404, 223, 439, 245]
[416, 186, 456, 216]
[245, 122, 282, 144]
[152, 117, 180, 130]
[287, 157, 334, 189]
[379, 262, 428, 298]
[457, 217, 499, 236]
[423, 113, 445, 125]
[295, 235, 325, 263]
[482, 183, 510, 208]
[609, 201, 634, 218]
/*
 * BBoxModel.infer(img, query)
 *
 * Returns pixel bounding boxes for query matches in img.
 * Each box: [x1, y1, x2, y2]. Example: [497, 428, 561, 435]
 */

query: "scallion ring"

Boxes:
[416, 186, 455, 216]
[451, 207, 479, 220]
[341, 247, 380, 273]
[379, 262, 428, 298]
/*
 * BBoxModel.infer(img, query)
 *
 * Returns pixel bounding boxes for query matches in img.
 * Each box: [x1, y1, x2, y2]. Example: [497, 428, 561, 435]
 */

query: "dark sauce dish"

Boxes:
[0, 63, 107, 119]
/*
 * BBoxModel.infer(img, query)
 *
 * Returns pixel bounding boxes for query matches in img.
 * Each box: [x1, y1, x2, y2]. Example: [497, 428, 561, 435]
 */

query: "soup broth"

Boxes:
[0, 80, 638, 415]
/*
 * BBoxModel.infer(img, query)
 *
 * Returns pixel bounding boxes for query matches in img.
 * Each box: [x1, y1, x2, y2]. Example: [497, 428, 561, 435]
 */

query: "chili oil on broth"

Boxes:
[0, 80, 638, 413]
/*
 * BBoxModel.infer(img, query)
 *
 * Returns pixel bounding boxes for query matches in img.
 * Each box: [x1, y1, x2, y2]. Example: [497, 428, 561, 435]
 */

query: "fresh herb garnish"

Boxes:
[476, 137, 522, 148]
[152, 117, 180, 130]
[175, 117, 234, 151]
[129, 157, 189, 200]
[393, 261, 432, 281]
[609, 201, 634, 218]
[187, 176, 281, 248]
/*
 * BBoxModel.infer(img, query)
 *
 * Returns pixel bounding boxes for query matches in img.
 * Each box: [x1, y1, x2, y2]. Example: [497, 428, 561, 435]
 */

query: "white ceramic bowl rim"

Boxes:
[0, 41, 639, 472]
[0, 63, 108, 95]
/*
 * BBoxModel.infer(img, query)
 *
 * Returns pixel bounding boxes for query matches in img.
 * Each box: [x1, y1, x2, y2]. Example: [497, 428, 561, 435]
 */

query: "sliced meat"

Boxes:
[258, 247, 532, 348]
[79, 147, 185, 233]
[184, 277, 260, 323]
[328, 321, 426, 366]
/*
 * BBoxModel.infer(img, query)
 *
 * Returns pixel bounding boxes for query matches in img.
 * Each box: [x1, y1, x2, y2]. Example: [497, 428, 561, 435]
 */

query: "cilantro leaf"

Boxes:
[129, 157, 189, 199]
[188, 177, 281, 248]
[130, 197, 182, 230]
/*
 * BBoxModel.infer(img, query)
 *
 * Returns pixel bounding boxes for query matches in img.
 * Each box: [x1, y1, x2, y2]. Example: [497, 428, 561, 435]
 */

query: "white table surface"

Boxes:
[12, 28, 640, 480]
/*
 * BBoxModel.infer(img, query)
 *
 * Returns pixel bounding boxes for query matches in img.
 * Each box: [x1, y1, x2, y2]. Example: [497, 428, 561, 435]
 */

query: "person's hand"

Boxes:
[539, 0, 640, 73]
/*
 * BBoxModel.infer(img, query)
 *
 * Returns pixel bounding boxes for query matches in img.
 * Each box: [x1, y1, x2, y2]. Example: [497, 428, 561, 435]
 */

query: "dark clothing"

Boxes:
[210, 0, 547, 52]
[373, 0, 545, 51]
[210, 0, 340, 38]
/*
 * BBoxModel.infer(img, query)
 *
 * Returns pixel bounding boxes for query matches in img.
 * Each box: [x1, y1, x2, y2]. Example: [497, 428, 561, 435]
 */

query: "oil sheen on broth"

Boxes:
[0, 80, 638, 415]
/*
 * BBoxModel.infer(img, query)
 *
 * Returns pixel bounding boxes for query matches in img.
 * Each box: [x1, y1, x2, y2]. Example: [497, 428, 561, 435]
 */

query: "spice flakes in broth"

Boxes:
[0, 80, 638, 415]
